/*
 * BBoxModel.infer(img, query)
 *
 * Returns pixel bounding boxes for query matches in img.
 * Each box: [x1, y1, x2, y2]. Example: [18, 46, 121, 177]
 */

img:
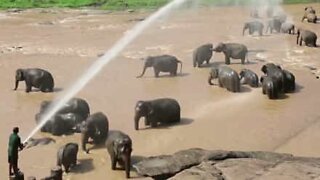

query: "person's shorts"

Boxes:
[8, 156, 18, 165]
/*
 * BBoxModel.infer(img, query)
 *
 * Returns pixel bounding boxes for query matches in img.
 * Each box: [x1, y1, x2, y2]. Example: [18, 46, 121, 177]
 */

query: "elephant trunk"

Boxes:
[242, 26, 247, 36]
[208, 75, 214, 85]
[137, 66, 147, 78]
[81, 129, 89, 153]
[134, 114, 141, 130]
[296, 29, 300, 44]
[14, 80, 19, 90]
[124, 152, 131, 178]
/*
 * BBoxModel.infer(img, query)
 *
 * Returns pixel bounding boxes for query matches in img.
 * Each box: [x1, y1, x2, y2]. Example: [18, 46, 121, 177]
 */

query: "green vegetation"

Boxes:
[0, 0, 318, 10]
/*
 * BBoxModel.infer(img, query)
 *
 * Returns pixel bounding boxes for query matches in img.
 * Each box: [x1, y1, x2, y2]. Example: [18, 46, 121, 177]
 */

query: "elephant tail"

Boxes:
[177, 60, 183, 74]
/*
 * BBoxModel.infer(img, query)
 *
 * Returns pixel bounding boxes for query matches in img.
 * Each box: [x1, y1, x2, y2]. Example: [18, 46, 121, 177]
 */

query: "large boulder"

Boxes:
[134, 148, 320, 180]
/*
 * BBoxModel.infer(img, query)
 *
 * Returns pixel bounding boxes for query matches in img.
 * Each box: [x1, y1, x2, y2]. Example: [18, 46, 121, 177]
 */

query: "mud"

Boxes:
[1, 3, 320, 179]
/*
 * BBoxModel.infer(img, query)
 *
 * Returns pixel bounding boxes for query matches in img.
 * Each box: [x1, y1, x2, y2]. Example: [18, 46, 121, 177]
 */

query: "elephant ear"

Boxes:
[16, 69, 24, 80]
[261, 65, 267, 74]
[146, 103, 154, 115]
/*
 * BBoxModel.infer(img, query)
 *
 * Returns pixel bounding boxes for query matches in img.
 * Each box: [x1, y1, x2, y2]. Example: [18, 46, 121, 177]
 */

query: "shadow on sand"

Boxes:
[71, 158, 94, 174]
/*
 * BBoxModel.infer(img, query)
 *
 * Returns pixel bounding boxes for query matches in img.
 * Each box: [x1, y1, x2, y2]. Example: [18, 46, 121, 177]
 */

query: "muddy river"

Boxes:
[1, 3, 320, 179]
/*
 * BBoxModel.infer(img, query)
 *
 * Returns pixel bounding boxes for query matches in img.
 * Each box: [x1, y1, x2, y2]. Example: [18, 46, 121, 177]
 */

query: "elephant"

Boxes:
[302, 7, 317, 23]
[239, 69, 259, 88]
[266, 18, 282, 33]
[193, 43, 213, 67]
[208, 66, 240, 92]
[106, 130, 132, 178]
[35, 112, 85, 136]
[302, 13, 317, 23]
[261, 63, 285, 93]
[243, 21, 264, 36]
[136, 55, 183, 78]
[39, 98, 90, 120]
[134, 98, 181, 130]
[212, 42, 248, 65]
[305, 6, 316, 14]
[260, 76, 279, 99]
[280, 22, 295, 34]
[283, 69, 296, 93]
[81, 112, 109, 153]
[13, 68, 54, 93]
[57, 143, 78, 173]
[297, 29, 317, 47]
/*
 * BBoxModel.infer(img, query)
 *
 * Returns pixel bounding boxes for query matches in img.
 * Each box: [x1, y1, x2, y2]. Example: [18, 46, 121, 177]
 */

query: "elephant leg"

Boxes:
[299, 38, 303, 46]
[154, 69, 160, 78]
[241, 58, 245, 65]
[150, 120, 157, 128]
[225, 56, 230, 65]
[110, 152, 117, 170]
[262, 88, 266, 94]
[218, 79, 223, 87]
[145, 118, 150, 126]
[25, 81, 32, 93]
[259, 29, 262, 36]
[64, 164, 70, 173]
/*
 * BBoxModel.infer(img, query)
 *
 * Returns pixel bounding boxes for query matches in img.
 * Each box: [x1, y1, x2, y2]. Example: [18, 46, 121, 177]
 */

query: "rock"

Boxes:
[6, 8, 23, 13]
[134, 148, 320, 179]
[169, 161, 224, 180]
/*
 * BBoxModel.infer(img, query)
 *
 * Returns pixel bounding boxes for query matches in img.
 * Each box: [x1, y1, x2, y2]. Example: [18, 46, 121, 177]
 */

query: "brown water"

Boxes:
[1, 3, 320, 179]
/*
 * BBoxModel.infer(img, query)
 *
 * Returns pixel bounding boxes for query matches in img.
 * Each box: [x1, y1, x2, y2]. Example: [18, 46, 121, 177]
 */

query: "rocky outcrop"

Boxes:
[133, 148, 320, 180]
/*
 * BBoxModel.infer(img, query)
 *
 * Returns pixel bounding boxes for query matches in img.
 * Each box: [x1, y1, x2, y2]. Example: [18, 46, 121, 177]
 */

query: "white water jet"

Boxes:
[23, 0, 189, 143]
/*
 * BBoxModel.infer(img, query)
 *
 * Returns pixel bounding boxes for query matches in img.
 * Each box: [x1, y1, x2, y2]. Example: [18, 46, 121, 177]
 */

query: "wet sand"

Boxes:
[1, 3, 320, 179]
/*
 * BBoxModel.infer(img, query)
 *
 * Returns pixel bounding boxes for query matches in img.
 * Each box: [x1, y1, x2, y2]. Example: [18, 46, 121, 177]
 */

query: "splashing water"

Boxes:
[23, 0, 189, 143]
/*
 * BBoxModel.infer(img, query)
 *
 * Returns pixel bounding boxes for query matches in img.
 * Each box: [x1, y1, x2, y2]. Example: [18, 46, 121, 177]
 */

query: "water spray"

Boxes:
[23, 0, 189, 143]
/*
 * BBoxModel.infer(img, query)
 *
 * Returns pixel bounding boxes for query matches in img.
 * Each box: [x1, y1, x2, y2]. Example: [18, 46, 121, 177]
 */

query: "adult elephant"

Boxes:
[283, 69, 296, 93]
[134, 98, 181, 130]
[266, 18, 282, 33]
[39, 98, 90, 120]
[81, 112, 109, 153]
[212, 42, 248, 65]
[13, 68, 54, 93]
[136, 55, 182, 78]
[57, 143, 78, 173]
[280, 22, 295, 34]
[260, 76, 279, 99]
[106, 130, 132, 178]
[297, 29, 317, 47]
[208, 66, 240, 92]
[239, 69, 259, 88]
[243, 21, 264, 36]
[261, 63, 285, 93]
[193, 43, 213, 67]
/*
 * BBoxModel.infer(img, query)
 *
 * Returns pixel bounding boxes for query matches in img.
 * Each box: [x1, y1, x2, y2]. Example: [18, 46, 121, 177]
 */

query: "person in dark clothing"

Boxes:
[8, 127, 25, 176]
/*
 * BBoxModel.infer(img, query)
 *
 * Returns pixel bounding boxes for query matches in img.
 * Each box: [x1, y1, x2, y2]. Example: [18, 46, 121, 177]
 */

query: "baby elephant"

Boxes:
[106, 130, 132, 179]
[193, 43, 213, 67]
[280, 22, 295, 34]
[302, 7, 317, 23]
[239, 69, 259, 88]
[297, 29, 317, 47]
[260, 76, 279, 99]
[137, 55, 182, 78]
[14, 68, 54, 93]
[212, 43, 248, 65]
[57, 143, 78, 173]
[243, 21, 264, 36]
[134, 98, 181, 130]
[208, 66, 240, 92]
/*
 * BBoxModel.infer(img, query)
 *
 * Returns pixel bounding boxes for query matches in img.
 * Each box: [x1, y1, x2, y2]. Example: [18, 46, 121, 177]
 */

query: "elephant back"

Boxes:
[194, 44, 213, 63]
[150, 98, 181, 123]
[86, 112, 109, 142]
[59, 98, 90, 119]
[106, 130, 132, 154]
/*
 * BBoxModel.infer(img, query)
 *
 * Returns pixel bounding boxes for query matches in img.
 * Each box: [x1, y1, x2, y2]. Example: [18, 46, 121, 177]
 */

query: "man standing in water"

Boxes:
[8, 127, 25, 176]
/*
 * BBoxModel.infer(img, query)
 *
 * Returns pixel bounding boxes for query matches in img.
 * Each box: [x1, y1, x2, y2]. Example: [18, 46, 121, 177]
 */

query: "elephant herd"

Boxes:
[13, 5, 315, 180]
